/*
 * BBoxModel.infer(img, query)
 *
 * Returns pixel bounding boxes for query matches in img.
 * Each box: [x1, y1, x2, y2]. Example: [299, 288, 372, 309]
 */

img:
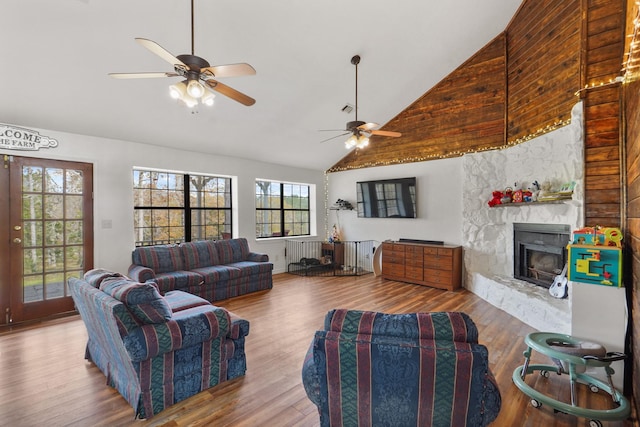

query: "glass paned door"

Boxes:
[4, 156, 93, 323]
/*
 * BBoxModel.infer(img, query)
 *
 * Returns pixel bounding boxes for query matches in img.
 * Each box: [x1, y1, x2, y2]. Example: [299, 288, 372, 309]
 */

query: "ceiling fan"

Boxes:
[109, 0, 255, 107]
[321, 55, 401, 149]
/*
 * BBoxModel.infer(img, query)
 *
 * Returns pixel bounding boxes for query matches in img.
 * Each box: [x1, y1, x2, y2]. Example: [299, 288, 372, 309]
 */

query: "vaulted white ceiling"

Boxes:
[1, 0, 522, 171]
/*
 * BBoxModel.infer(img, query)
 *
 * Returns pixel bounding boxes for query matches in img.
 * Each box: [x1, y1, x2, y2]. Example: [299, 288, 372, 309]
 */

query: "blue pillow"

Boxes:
[83, 268, 123, 288]
[100, 278, 172, 324]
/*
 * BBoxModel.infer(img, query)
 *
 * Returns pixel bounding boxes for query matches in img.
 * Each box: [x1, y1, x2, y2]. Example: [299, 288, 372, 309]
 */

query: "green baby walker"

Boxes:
[512, 332, 630, 427]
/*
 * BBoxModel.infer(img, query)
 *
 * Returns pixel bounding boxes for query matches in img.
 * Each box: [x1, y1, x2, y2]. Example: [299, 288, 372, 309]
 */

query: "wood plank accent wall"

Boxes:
[506, 0, 581, 143]
[626, 76, 640, 425]
[625, 0, 640, 415]
[582, 0, 625, 227]
[328, 0, 583, 173]
[328, 34, 507, 171]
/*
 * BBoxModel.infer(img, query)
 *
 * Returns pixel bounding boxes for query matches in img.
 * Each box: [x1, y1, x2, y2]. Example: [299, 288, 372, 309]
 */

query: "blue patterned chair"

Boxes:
[302, 309, 501, 427]
[69, 269, 249, 419]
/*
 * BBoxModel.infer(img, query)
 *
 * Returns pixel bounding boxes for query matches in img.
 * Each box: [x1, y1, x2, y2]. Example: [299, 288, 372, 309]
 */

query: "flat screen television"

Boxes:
[356, 177, 417, 218]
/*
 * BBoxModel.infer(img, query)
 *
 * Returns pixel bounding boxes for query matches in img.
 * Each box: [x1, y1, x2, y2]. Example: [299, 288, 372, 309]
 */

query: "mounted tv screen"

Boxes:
[356, 177, 417, 218]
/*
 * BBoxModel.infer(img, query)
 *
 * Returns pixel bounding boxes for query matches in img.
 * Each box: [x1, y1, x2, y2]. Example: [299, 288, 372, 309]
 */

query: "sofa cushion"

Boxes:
[215, 238, 250, 264]
[84, 268, 124, 288]
[192, 265, 243, 284]
[151, 271, 204, 294]
[164, 290, 211, 312]
[181, 240, 220, 269]
[324, 309, 479, 343]
[100, 278, 172, 324]
[227, 261, 273, 276]
[132, 244, 184, 274]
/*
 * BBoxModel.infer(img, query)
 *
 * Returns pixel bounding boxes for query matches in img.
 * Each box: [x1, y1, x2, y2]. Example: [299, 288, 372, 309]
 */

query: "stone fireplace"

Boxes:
[461, 102, 584, 334]
[513, 223, 570, 288]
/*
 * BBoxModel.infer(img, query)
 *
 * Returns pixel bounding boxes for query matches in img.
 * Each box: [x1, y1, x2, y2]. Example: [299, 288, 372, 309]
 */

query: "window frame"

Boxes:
[255, 179, 311, 239]
[133, 168, 233, 246]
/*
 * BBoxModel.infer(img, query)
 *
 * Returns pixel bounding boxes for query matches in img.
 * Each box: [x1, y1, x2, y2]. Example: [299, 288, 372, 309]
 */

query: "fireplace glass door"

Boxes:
[513, 223, 570, 288]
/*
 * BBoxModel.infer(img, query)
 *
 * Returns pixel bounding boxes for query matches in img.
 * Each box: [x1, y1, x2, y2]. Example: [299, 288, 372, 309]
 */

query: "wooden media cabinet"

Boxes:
[381, 241, 462, 290]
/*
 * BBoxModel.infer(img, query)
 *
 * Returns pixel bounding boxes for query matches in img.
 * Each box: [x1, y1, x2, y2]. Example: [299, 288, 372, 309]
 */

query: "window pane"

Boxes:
[23, 248, 43, 274]
[45, 220, 64, 245]
[66, 220, 83, 244]
[65, 169, 83, 194]
[23, 194, 42, 219]
[22, 166, 43, 192]
[45, 168, 64, 193]
[44, 195, 64, 219]
[23, 221, 43, 247]
[65, 195, 83, 219]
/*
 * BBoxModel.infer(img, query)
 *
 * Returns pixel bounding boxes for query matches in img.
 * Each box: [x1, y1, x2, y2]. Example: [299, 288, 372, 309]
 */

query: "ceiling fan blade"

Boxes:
[320, 132, 350, 143]
[201, 63, 256, 78]
[109, 72, 180, 79]
[135, 38, 187, 68]
[370, 130, 402, 137]
[205, 80, 255, 106]
[357, 122, 379, 131]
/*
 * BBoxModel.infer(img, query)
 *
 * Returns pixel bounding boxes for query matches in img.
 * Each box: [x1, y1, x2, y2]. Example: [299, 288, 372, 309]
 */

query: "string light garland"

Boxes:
[622, 1, 640, 81]
[324, 171, 330, 239]
[574, 76, 625, 96]
[326, 119, 572, 173]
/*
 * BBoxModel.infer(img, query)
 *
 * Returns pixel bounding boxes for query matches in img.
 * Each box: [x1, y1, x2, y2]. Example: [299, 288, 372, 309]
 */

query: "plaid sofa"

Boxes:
[302, 309, 501, 427]
[69, 270, 250, 419]
[128, 238, 273, 302]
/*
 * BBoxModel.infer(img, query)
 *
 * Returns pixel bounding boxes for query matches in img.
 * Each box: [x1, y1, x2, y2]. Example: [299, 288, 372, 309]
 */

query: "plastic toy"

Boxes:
[568, 227, 623, 287]
[488, 190, 503, 207]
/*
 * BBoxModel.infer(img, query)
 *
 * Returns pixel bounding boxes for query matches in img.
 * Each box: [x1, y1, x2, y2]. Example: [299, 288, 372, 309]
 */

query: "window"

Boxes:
[133, 169, 232, 246]
[256, 180, 310, 238]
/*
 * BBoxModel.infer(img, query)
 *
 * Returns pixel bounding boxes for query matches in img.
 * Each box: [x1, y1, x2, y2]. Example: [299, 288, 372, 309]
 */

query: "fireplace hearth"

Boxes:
[513, 223, 571, 288]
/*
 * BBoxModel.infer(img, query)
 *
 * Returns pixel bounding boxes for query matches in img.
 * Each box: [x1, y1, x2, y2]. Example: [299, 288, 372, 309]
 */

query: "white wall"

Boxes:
[0, 125, 326, 274]
[327, 158, 463, 246]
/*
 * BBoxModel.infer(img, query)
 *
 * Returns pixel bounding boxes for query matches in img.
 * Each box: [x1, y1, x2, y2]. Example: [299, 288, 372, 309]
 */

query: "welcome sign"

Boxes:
[0, 124, 58, 151]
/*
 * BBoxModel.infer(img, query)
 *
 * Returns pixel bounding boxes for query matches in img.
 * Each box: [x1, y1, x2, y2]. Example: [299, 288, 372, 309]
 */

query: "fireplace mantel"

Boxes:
[489, 200, 572, 208]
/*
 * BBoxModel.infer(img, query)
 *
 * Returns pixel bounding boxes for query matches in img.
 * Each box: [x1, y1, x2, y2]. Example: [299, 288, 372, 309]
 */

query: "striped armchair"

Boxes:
[69, 270, 249, 419]
[302, 309, 501, 427]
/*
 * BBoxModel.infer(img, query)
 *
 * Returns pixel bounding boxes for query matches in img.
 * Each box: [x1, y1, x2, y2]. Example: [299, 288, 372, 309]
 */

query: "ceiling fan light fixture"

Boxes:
[356, 135, 370, 149]
[183, 96, 198, 108]
[345, 134, 358, 149]
[202, 91, 216, 106]
[169, 81, 187, 99]
[186, 79, 205, 98]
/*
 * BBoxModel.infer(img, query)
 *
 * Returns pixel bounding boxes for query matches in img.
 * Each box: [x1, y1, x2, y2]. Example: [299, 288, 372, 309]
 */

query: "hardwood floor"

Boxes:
[0, 273, 635, 426]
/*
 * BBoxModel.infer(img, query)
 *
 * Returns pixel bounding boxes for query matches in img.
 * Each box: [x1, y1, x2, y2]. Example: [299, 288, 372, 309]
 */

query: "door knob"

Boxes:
[13, 225, 21, 231]
[13, 238, 21, 244]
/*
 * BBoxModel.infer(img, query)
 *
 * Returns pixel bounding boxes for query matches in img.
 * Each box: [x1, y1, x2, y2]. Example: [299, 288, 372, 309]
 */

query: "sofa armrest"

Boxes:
[301, 341, 321, 406]
[128, 264, 156, 283]
[228, 311, 250, 340]
[123, 305, 231, 362]
[247, 252, 269, 262]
